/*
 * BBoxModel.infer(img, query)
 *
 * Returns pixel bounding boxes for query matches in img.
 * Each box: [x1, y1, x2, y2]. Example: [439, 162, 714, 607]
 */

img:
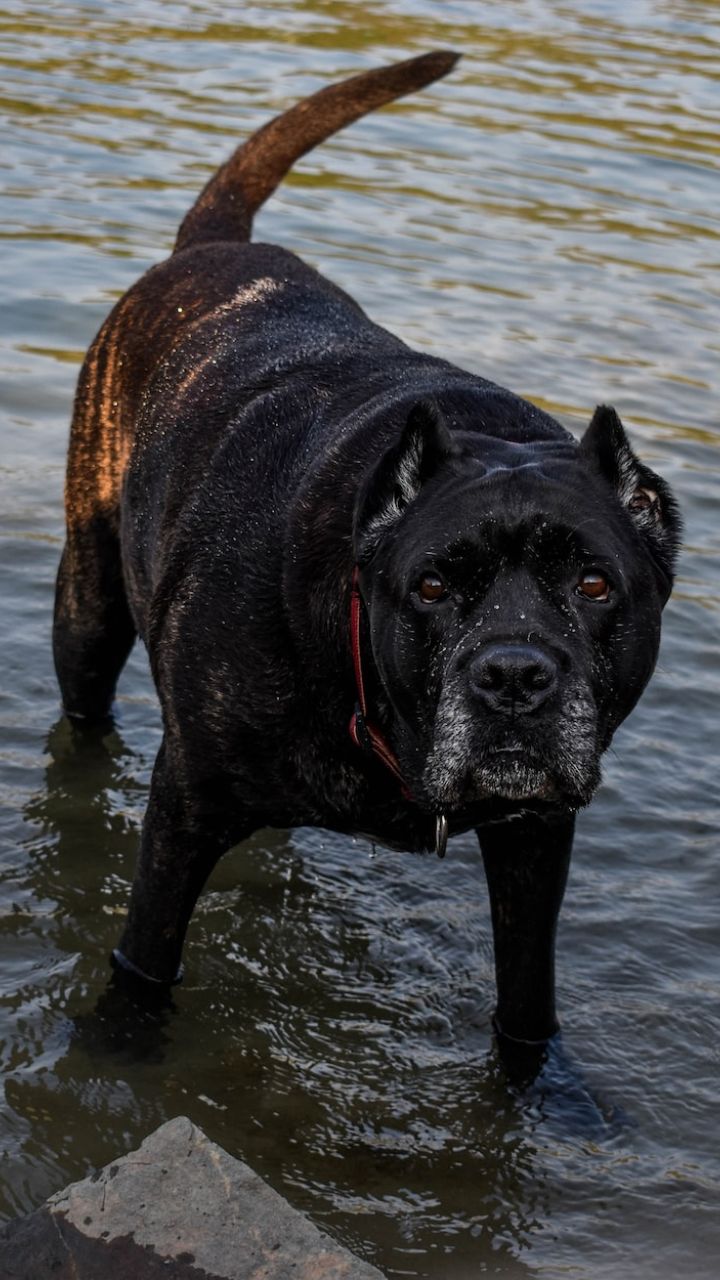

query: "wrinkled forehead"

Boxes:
[465, 435, 579, 480]
[393, 440, 625, 559]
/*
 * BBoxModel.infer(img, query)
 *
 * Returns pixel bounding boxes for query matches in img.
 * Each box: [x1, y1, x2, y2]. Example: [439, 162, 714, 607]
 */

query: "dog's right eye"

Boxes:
[418, 572, 448, 603]
[576, 570, 611, 602]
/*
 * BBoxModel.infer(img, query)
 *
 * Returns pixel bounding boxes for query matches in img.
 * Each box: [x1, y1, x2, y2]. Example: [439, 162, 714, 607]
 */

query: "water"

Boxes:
[1, 1, 718, 1276]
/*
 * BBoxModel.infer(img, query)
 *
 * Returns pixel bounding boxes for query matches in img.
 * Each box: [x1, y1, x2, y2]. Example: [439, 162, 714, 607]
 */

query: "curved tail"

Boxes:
[174, 50, 459, 254]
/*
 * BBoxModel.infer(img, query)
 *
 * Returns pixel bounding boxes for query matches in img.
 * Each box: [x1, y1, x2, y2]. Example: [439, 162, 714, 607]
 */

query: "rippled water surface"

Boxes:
[1, 2, 719, 1276]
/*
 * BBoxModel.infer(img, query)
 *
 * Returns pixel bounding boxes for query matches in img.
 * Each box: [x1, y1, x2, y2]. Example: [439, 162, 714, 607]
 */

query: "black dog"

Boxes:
[53, 52, 680, 1050]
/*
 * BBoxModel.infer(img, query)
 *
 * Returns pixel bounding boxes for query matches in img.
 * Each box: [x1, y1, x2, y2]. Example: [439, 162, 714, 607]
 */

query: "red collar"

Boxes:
[348, 566, 411, 798]
[348, 564, 421, 813]
[348, 566, 448, 858]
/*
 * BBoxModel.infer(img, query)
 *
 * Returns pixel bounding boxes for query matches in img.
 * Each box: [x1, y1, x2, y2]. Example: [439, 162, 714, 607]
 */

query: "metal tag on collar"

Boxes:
[435, 812, 449, 859]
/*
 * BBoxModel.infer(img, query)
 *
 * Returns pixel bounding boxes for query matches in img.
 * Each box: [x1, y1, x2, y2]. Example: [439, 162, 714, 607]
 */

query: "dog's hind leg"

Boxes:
[53, 517, 135, 723]
[53, 326, 136, 724]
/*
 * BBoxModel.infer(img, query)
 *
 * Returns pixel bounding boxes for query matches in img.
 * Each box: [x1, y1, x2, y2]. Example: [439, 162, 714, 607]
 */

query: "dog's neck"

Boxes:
[347, 566, 448, 858]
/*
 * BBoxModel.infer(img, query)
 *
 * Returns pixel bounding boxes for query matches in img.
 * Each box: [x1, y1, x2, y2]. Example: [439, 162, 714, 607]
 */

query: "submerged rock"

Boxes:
[0, 1115, 385, 1279]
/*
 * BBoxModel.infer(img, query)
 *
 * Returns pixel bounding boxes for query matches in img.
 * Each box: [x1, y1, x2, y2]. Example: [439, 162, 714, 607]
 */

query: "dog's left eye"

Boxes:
[576, 570, 611, 602]
[417, 572, 448, 603]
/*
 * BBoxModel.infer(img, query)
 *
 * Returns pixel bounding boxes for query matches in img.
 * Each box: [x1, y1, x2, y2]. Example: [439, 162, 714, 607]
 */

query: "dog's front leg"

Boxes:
[477, 811, 574, 1049]
[113, 738, 254, 987]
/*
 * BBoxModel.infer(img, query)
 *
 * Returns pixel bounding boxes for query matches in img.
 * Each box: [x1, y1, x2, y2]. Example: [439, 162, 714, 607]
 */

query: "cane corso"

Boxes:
[53, 51, 680, 1049]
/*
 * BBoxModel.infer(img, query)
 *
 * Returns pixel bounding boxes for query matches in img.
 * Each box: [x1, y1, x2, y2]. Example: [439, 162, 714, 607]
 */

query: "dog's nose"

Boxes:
[469, 643, 558, 715]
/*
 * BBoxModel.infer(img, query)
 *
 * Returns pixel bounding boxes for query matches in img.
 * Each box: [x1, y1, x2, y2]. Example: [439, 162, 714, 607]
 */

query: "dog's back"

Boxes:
[53, 52, 459, 721]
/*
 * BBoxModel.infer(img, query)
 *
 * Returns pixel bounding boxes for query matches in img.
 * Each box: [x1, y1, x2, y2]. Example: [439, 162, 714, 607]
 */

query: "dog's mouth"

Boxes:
[418, 733, 599, 816]
[416, 678, 602, 817]
[461, 746, 558, 803]
[351, 740, 592, 857]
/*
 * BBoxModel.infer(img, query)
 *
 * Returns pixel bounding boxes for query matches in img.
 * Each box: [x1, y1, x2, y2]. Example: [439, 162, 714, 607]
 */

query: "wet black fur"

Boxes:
[53, 56, 680, 1047]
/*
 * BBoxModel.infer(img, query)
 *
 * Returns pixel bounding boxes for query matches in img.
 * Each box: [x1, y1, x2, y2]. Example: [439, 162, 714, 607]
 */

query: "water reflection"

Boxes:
[23, 718, 141, 947]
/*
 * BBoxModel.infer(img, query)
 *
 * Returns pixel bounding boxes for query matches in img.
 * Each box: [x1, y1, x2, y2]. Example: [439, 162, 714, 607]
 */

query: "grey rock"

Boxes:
[0, 1116, 385, 1279]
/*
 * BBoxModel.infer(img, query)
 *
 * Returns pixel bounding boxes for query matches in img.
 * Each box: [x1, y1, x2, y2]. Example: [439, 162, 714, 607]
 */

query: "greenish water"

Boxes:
[1, 1, 719, 1276]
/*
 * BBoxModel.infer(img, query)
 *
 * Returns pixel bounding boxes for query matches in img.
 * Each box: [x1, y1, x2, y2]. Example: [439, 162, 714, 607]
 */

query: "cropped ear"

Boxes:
[354, 400, 456, 564]
[579, 405, 682, 589]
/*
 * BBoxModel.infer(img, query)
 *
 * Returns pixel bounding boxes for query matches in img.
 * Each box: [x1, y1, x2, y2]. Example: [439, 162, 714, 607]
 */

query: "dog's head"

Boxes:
[353, 400, 681, 819]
